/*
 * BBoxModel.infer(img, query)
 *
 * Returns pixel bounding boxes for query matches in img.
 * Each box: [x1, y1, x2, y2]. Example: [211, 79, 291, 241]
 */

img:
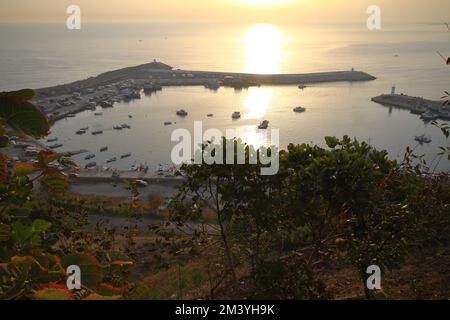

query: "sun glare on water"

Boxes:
[244, 23, 283, 74]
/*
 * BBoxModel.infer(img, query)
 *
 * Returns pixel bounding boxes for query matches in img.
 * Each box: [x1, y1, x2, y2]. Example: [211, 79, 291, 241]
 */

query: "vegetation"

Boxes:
[0, 86, 448, 300]
[0, 90, 135, 300]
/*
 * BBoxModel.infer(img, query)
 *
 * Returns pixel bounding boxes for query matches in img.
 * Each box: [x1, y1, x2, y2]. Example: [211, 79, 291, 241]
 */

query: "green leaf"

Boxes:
[325, 136, 339, 149]
[0, 95, 49, 138]
[39, 169, 68, 195]
[33, 283, 74, 300]
[31, 219, 51, 233]
[61, 254, 103, 289]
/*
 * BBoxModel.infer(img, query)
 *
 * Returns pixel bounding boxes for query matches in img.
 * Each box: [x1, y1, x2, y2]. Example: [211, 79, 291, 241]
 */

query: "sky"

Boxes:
[1, 0, 449, 24]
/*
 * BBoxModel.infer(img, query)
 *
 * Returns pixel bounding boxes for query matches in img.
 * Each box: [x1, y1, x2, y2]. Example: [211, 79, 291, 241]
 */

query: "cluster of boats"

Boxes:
[414, 134, 432, 144]
[113, 124, 131, 130]
[84, 152, 133, 168]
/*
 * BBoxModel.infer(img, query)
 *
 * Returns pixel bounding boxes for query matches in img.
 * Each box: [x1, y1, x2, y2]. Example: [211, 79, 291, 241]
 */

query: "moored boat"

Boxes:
[258, 120, 269, 130]
[293, 106, 306, 113]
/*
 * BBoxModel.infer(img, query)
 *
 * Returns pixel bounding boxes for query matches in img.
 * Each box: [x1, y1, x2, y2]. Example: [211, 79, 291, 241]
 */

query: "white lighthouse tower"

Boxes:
[390, 86, 396, 95]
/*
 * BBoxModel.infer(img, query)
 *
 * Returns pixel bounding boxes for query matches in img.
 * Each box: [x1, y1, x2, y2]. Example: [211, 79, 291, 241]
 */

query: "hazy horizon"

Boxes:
[1, 0, 449, 24]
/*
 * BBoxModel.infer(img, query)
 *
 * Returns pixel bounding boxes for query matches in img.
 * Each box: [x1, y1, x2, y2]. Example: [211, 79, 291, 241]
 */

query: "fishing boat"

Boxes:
[176, 109, 188, 117]
[92, 130, 103, 135]
[106, 157, 117, 163]
[232, 111, 241, 119]
[85, 154, 95, 160]
[415, 134, 432, 144]
[293, 106, 306, 113]
[121, 153, 132, 159]
[49, 143, 63, 149]
[76, 129, 86, 135]
[85, 162, 97, 169]
[100, 146, 108, 152]
[47, 137, 58, 143]
[258, 120, 269, 130]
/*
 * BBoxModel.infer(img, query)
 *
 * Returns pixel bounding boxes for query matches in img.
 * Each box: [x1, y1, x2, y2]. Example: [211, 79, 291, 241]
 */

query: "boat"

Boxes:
[232, 111, 241, 119]
[293, 106, 306, 113]
[49, 143, 63, 149]
[47, 138, 58, 143]
[207, 114, 214, 117]
[92, 130, 103, 135]
[100, 146, 108, 152]
[176, 109, 188, 117]
[106, 157, 117, 163]
[415, 134, 432, 144]
[85, 162, 97, 169]
[128, 115, 133, 119]
[420, 111, 437, 121]
[76, 129, 86, 135]
[66, 114, 76, 118]
[94, 112, 103, 116]
[164, 121, 172, 126]
[85, 154, 95, 160]
[113, 125, 123, 130]
[121, 153, 132, 159]
[99, 101, 114, 108]
[258, 120, 269, 130]
[298, 84, 307, 90]
[121, 124, 131, 129]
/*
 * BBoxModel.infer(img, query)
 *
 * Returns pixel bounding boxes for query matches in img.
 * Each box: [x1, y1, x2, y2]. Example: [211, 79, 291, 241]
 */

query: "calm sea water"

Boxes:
[0, 23, 449, 171]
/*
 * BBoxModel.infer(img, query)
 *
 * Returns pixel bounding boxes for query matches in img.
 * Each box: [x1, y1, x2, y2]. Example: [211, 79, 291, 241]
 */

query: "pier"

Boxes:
[371, 94, 450, 120]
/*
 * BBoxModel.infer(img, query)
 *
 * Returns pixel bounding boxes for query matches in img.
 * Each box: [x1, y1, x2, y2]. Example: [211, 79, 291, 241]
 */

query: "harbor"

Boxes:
[32, 61, 376, 123]
[371, 91, 450, 120]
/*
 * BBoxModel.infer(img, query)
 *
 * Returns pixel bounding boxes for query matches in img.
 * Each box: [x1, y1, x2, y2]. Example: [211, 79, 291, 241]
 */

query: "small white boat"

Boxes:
[258, 120, 269, 130]
[113, 125, 123, 130]
[293, 106, 306, 113]
[232, 111, 241, 119]
[415, 134, 432, 144]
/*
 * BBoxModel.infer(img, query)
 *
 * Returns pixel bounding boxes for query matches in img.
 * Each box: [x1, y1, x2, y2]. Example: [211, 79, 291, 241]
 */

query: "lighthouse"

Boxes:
[391, 86, 396, 95]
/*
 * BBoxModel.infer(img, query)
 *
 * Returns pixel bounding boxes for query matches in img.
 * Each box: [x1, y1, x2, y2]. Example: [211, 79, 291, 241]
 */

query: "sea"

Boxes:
[0, 22, 449, 171]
